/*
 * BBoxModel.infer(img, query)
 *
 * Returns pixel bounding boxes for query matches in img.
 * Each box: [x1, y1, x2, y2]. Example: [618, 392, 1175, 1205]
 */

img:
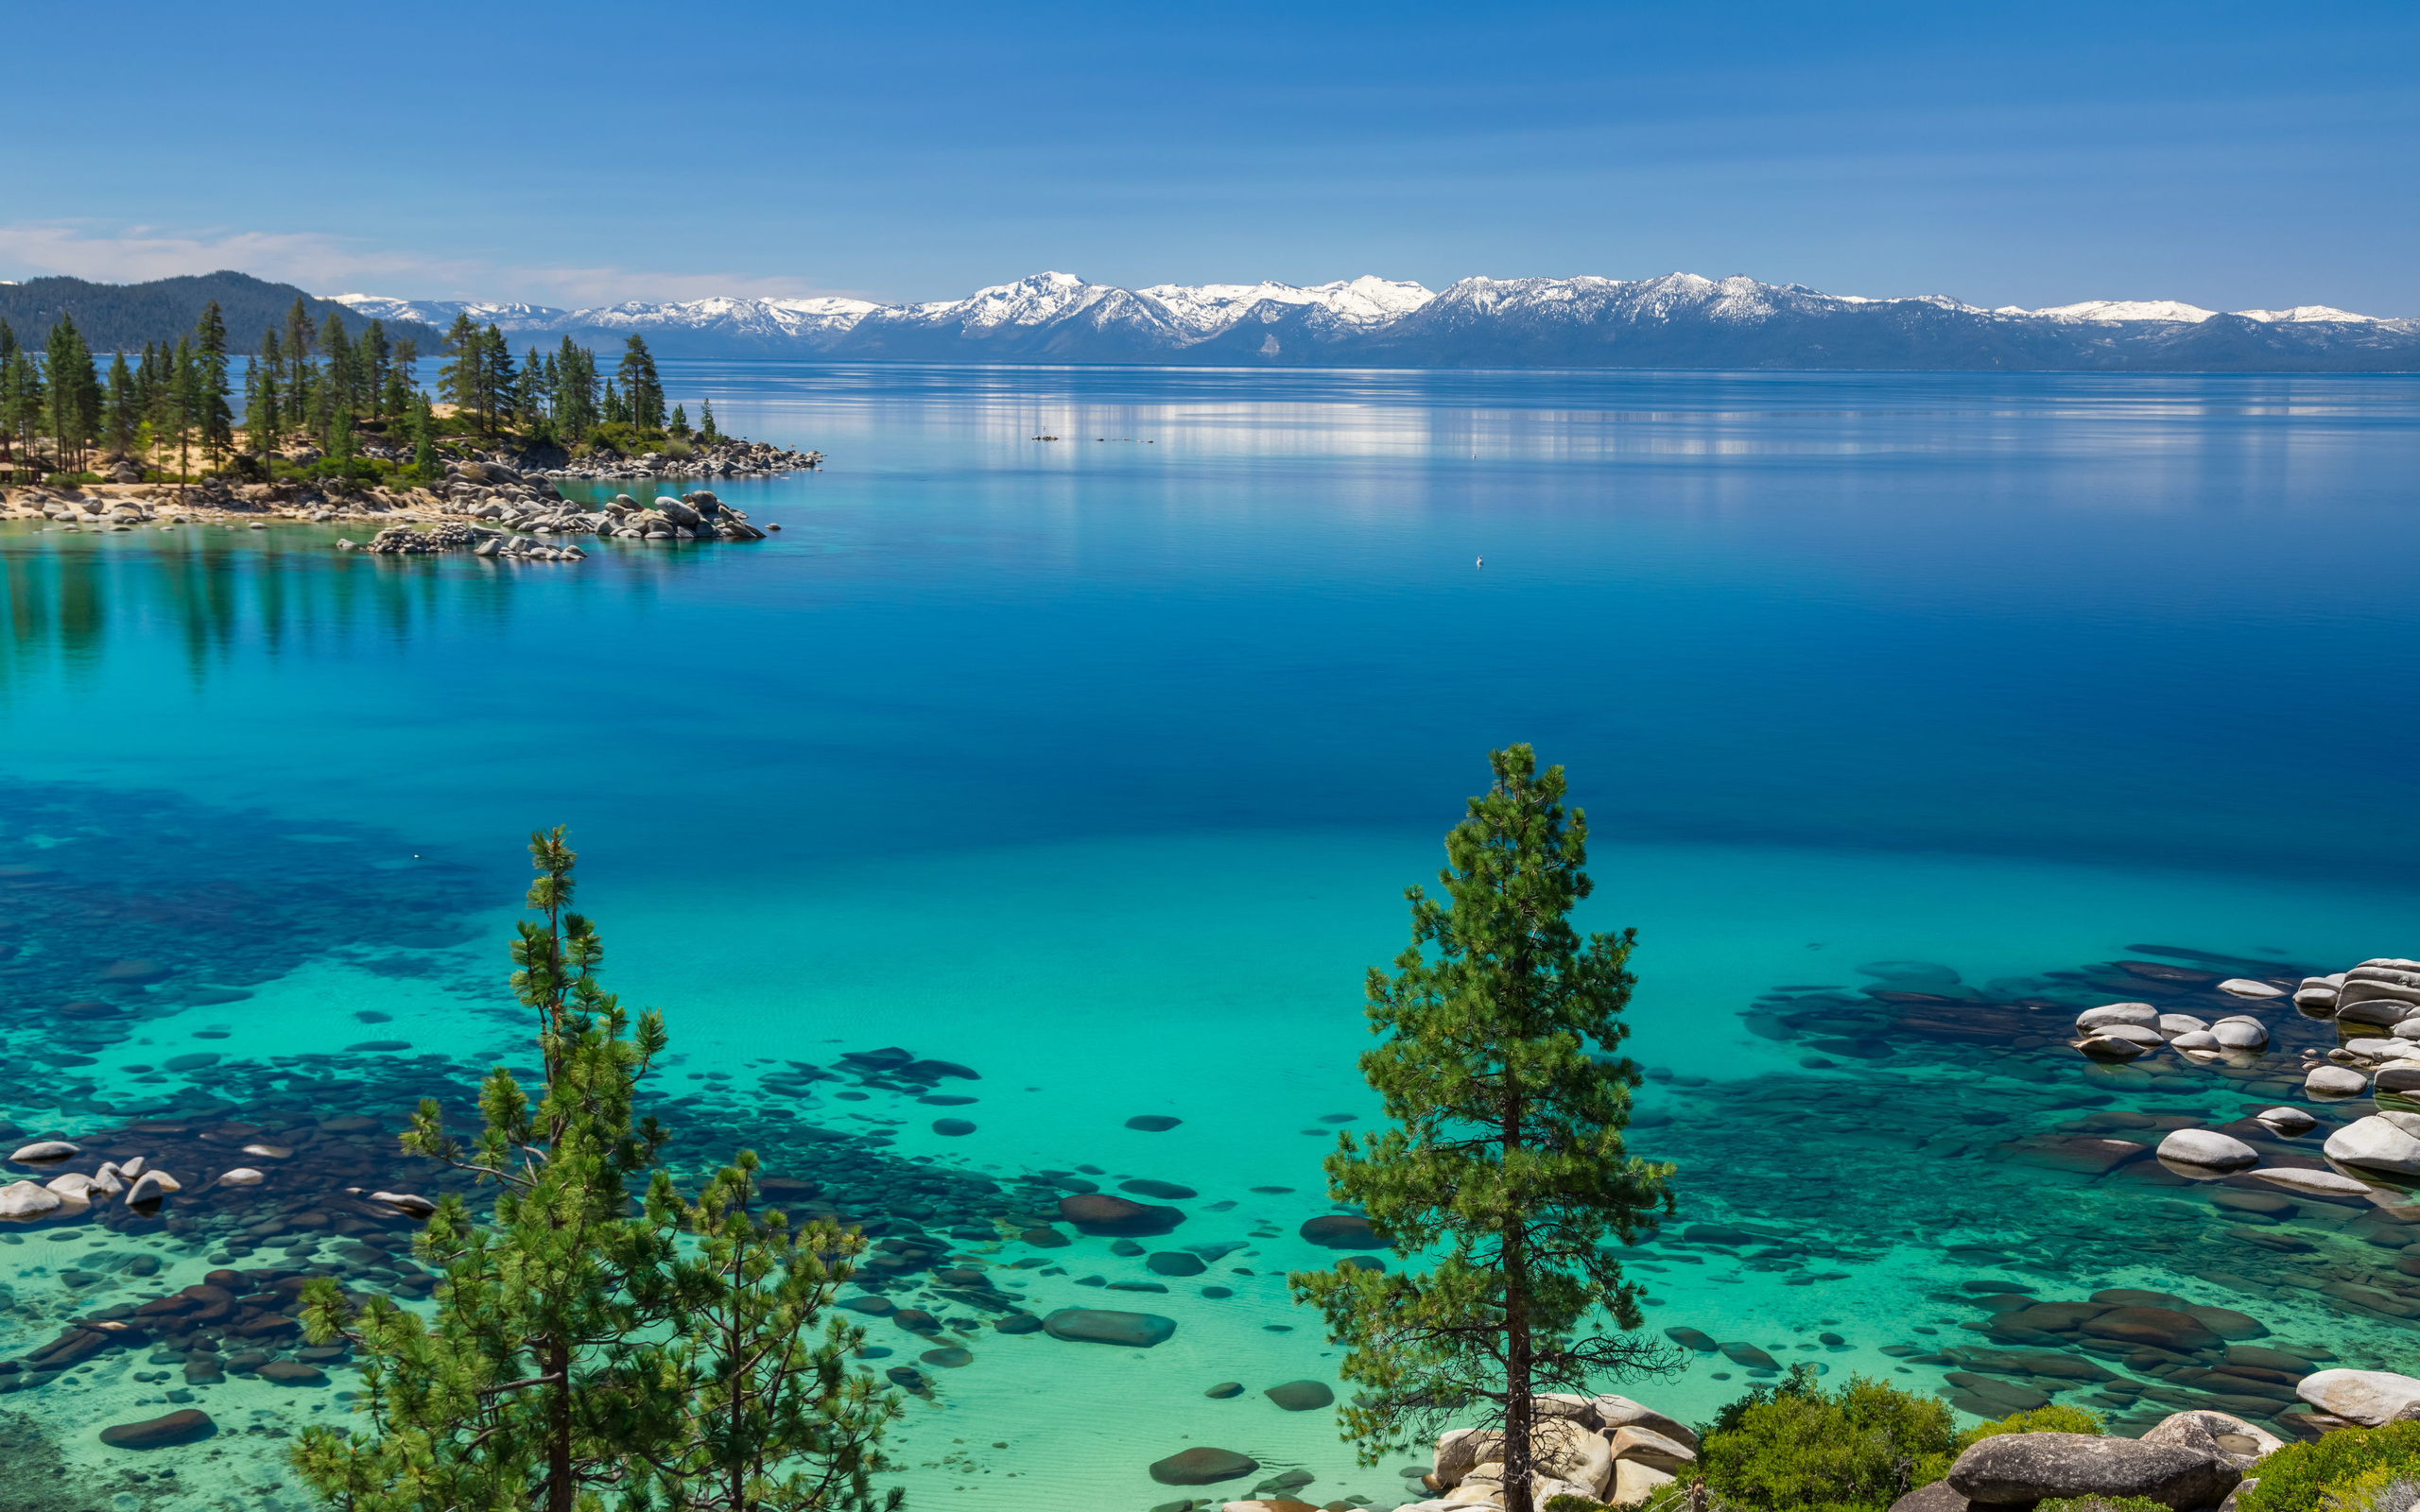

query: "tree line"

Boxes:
[0, 298, 714, 487]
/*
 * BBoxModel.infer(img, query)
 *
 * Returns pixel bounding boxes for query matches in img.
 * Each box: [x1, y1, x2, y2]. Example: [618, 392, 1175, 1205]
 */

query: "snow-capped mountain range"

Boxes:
[330, 271, 2420, 370]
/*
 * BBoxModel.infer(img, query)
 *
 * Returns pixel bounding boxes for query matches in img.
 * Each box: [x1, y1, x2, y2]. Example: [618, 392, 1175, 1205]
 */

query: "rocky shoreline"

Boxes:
[540, 437, 821, 483]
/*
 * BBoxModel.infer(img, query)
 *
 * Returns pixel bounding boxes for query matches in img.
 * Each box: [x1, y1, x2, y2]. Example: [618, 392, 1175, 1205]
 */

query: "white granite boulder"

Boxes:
[2158, 1128, 2260, 1174]
[2077, 1002, 2160, 1032]
[2218, 978, 2285, 999]
[2296, 1368, 2420, 1428]
[2325, 1113, 2420, 1178]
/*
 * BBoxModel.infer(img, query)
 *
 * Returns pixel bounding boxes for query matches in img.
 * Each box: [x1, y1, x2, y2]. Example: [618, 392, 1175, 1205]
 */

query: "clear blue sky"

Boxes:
[8, 0, 2417, 313]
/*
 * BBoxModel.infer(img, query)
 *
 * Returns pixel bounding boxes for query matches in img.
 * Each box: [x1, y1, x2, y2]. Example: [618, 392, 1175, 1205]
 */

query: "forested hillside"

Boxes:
[0, 271, 439, 355]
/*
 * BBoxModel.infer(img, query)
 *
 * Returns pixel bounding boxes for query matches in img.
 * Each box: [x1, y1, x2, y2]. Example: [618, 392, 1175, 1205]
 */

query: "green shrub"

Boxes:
[1957, 1403, 2104, 1452]
[2035, 1499, 2169, 1512]
[2241, 1422, 2420, 1512]
[1697, 1365, 1957, 1512]
[2320, 1463, 2420, 1512]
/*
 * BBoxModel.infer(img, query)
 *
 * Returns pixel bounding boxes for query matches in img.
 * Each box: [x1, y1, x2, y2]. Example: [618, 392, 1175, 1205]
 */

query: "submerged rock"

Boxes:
[1149, 1447, 1257, 1486]
[1263, 1380, 1335, 1411]
[1042, 1308, 1177, 1347]
[1298, 1214, 1384, 1249]
[1058, 1194, 1184, 1236]
[98, 1409, 215, 1448]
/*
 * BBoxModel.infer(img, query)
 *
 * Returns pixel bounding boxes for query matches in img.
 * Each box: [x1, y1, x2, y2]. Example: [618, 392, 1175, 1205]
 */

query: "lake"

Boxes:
[3, 364, 2417, 1509]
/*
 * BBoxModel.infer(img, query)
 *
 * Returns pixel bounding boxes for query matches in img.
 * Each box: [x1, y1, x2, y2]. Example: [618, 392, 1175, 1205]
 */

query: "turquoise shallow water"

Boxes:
[1, 367, 2418, 1508]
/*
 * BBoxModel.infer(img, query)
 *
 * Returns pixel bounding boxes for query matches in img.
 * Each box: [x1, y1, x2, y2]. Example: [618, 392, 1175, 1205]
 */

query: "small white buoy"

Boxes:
[1476, 557, 1483, 569]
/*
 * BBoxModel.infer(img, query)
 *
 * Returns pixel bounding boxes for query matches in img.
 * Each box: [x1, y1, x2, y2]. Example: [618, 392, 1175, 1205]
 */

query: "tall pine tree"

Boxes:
[617, 335, 664, 432]
[1290, 746, 1678, 1512]
[194, 300, 234, 464]
[43, 318, 101, 475]
[293, 830, 903, 1512]
[105, 352, 138, 462]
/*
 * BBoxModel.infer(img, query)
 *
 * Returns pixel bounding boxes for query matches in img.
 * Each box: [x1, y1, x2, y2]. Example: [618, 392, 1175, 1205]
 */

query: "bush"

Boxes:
[2322, 1465, 2420, 1512]
[1957, 1404, 2104, 1452]
[1698, 1366, 1958, 1512]
[2035, 1500, 2169, 1512]
[2241, 1423, 2420, 1512]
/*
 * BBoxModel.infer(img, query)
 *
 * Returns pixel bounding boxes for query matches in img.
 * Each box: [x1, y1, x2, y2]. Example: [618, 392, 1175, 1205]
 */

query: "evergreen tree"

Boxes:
[603, 379, 627, 428]
[617, 335, 664, 432]
[700, 397, 719, 444]
[319, 310, 355, 444]
[105, 352, 139, 461]
[669, 403, 690, 438]
[254, 327, 285, 456]
[285, 298, 319, 430]
[362, 320, 391, 419]
[0, 318, 13, 368]
[391, 334, 419, 406]
[43, 317, 101, 475]
[1289, 746, 1679, 1512]
[194, 300, 234, 463]
[293, 830, 903, 1512]
[134, 339, 160, 413]
[167, 335, 198, 488]
[438, 312, 483, 434]
[555, 338, 598, 440]
[0, 349, 41, 482]
[479, 325, 517, 432]
[410, 392, 438, 479]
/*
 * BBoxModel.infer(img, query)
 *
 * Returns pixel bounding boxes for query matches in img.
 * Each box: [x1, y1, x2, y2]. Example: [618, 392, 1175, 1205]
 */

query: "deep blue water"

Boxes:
[3, 366, 2417, 1507]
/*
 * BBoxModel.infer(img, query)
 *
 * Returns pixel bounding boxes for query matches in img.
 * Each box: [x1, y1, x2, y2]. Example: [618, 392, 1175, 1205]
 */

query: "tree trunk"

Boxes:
[546, 1336, 574, 1512]
[1502, 1091, 1533, 1512]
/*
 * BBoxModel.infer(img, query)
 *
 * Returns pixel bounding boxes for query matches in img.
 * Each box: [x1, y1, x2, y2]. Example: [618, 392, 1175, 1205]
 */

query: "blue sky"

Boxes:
[7, 0, 2417, 313]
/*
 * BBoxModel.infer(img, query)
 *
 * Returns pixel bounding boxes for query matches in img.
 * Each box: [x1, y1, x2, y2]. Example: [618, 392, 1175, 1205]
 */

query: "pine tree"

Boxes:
[253, 327, 285, 458]
[43, 317, 101, 475]
[406, 392, 438, 480]
[438, 313, 483, 434]
[105, 352, 139, 462]
[285, 298, 318, 432]
[194, 300, 234, 464]
[362, 320, 391, 419]
[168, 335, 198, 489]
[0, 349, 41, 483]
[555, 338, 598, 440]
[617, 335, 664, 432]
[669, 403, 690, 438]
[319, 311, 354, 445]
[700, 397, 720, 444]
[479, 325, 517, 434]
[390, 334, 419, 407]
[293, 830, 904, 1512]
[1289, 746, 1679, 1512]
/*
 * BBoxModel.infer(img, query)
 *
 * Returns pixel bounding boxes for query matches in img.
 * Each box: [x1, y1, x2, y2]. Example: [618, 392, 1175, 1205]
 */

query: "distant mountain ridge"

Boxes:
[0, 271, 441, 354]
[328, 270, 2420, 370]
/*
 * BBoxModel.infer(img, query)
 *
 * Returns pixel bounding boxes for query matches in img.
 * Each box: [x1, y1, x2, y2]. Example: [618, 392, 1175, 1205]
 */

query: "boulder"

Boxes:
[2211, 1019, 2269, 1050]
[256, 1360, 326, 1384]
[2339, 998, 2418, 1028]
[1945, 1432, 2239, 1509]
[2377, 1061, 2420, 1094]
[1299, 1214, 1386, 1249]
[1887, 1486, 1973, 1512]
[1058, 1194, 1184, 1236]
[0, 1180, 61, 1220]
[1263, 1380, 1335, 1411]
[2293, 1368, 2420, 1427]
[9, 1141, 78, 1164]
[125, 1170, 182, 1207]
[2219, 979, 2285, 999]
[1608, 1459, 1677, 1507]
[97, 1409, 216, 1449]
[2097, 1025, 2165, 1048]
[2079, 1035, 2150, 1062]
[2325, 1113, 2420, 1177]
[1147, 1251, 1207, 1277]
[1432, 1418, 1613, 1500]
[1150, 1447, 1258, 1486]
[2157, 1129, 2261, 1174]
[1041, 1308, 1177, 1347]
[2156, 1014, 2210, 1039]
[2171, 1031, 2221, 1052]
[217, 1168, 266, 1186]
[1609, 1425, 1695, 1473]
[2139, 1409, 2283, 1468]
[2252, 1108, 2317, 1137]
[1591, 1396, 1700, 1452]
[2307, 1064, 2370, 1099]
[2077, 1003, 2161, 1032]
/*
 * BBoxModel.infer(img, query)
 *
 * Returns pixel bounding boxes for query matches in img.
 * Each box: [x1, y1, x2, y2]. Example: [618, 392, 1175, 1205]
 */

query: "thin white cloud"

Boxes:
[0, 221, 876, 306]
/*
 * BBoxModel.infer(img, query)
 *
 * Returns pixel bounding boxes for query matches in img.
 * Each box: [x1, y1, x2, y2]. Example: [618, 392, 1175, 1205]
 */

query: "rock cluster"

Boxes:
[341, 478, 769, 559]
[1384, 1394, 1697, 1510]
[544, 438, 821, 482]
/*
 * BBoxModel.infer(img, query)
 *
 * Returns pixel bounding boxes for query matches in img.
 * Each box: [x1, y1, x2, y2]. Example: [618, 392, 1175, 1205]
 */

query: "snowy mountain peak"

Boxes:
[320, 271, 2412, 369]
